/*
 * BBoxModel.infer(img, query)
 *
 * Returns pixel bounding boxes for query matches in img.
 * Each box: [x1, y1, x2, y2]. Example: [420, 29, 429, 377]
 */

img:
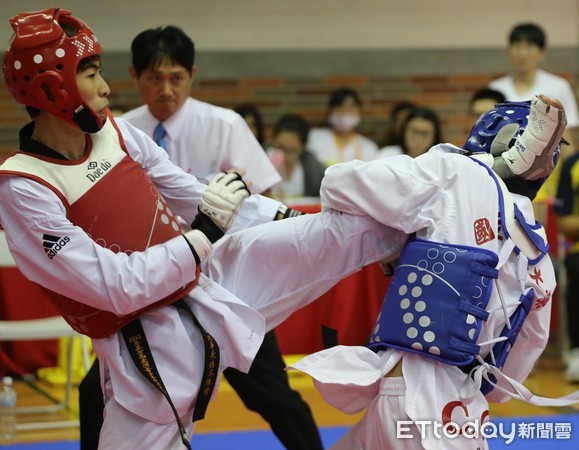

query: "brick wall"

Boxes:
[2, 47, 577, 155]
[185, 73, 496, 147]
[108, 72, 576, 149]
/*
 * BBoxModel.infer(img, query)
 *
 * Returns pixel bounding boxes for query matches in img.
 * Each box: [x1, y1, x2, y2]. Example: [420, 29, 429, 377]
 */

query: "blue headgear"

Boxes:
[464, 101, 531, 156]
[464, 100, 561, 199]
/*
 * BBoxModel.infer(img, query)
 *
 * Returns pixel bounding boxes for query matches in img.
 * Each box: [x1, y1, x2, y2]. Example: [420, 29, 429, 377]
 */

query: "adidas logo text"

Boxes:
[43, 234, 70, 259]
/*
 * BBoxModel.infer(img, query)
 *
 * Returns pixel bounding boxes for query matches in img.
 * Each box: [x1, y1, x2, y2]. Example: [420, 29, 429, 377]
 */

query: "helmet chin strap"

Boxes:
[73, 105, 104, 133]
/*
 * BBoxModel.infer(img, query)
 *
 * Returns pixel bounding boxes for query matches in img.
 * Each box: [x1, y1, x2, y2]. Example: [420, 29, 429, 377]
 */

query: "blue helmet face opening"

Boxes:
[464, 101, 531, 155]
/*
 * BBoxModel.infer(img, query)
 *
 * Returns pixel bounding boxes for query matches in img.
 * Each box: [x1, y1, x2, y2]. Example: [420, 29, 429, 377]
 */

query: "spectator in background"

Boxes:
[381, 100, 415, 148]
[469, 88, 506, 120]
[266, 114, 327, 201]
[490, 23, 579, 202]
[235, 102, 265, 148]
[489, 23, 578, 158]
[376, 106, 442, 159]
[554, 151, 579, 384]
[307, 86, 378, 166]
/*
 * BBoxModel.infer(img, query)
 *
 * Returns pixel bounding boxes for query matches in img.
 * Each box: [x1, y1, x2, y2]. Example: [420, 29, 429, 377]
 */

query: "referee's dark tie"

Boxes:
[153, 122, 168, 152]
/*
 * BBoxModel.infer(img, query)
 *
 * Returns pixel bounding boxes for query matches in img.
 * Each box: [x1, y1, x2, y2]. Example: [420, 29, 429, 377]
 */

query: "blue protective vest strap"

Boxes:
[472, 289, 534, 394]
[472, 157, 549, 264]
[513, 204, 550, 257]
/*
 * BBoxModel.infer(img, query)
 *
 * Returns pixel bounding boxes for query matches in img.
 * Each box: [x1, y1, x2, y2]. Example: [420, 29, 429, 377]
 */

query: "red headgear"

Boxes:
[2, 8, 105, 132]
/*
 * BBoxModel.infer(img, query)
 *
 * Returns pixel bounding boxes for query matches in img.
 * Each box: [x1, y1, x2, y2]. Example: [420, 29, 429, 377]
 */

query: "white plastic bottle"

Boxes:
[0, 376, 17, 444]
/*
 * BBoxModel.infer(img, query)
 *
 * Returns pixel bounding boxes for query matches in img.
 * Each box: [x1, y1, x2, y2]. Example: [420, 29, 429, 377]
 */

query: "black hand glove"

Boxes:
[191, 212, 224, 244]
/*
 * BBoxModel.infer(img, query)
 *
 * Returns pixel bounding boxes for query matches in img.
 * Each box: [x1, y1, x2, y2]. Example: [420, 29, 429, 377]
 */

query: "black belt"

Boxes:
[121, 298, 220, 449]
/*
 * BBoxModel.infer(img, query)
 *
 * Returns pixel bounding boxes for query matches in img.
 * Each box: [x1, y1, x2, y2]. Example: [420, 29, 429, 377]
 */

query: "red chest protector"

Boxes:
[0, 118, 198, 338]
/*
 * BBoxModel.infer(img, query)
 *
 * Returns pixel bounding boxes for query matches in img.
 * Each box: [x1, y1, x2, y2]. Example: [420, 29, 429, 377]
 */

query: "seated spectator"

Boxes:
[235, 102, 265, 148]
[307, 86, 378, 166]
[381, 100, 416, 147]
[267, 114, 327, 201]
[376, 106, 442, 159]
[470, 88, 506, 120]
[554, 150, 579, 384]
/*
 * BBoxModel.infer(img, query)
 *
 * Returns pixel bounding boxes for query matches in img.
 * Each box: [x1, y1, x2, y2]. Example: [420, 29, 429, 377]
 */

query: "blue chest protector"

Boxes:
[368, 158, 549, 394]
[367, 236, 499, 367]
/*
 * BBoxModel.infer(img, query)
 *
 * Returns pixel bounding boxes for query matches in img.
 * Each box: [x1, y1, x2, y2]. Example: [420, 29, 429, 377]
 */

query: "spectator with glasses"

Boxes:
[376, 106, 443, 159]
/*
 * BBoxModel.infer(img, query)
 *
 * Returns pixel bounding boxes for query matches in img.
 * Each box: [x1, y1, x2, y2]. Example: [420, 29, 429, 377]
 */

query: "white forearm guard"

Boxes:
[501, 95, 567, 181]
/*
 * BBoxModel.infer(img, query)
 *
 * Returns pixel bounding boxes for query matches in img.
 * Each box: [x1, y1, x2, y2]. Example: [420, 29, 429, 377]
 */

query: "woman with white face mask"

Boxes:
[307, 87, 379, 166]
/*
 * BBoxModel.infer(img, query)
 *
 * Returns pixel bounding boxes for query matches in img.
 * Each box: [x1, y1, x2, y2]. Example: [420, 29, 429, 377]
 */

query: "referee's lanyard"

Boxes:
[333, 131, 362, 162]
[121, 298, 220, 449]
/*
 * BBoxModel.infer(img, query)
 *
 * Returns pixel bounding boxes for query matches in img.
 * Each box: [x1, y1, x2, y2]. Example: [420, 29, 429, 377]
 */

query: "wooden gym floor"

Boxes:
[9, 353, 579, 446]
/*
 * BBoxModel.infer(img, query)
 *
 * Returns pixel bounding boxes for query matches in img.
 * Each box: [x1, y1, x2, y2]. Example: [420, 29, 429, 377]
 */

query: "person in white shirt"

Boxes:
[79, 25, 323, 450]
[307, 86, 379, 166]
[489, 23, 578, 159]
[490, 22, 579, 220]
[122, 29, 279, 194]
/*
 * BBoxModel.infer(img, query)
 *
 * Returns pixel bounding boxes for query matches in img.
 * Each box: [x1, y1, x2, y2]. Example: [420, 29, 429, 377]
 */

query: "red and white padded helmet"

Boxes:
[2, 8, 105, 132]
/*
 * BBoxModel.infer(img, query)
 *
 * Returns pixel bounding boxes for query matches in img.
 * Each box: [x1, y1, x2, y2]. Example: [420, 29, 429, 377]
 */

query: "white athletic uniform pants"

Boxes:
[99, 210, 402, 450]
[206, 209, 404, 331]
[330, 376, 489, 450]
